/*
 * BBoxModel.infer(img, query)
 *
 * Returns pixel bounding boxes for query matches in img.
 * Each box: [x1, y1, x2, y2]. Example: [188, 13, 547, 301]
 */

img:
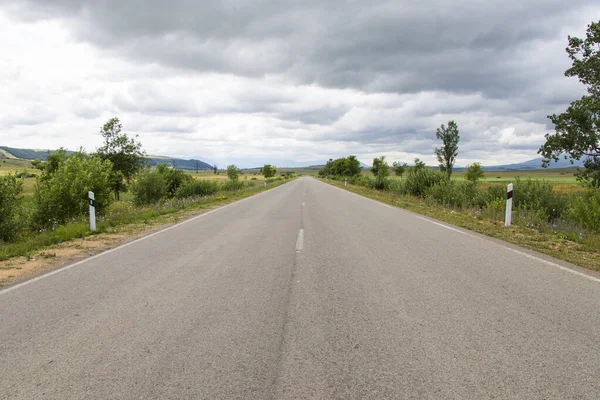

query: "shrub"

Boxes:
[465, 162, 485, 182]
[387, 178, 405, 194]
[175, 179, 219, 198]
[221, 179, 244, 191]
[130, 170, 167, 206]
[352, 175, 373, 188]
[567, 189, 600, 232]
[155, 164, 192, 197]
[427, 180, 480, 209]
[513, 178, 568, 220]
[373, 177, 390, 190]
[0, 174, 24, 242]
[227, 164, 240, 181]
[33, 153, 113, 228]
[404, 167, 444, 197]
[262, 164, 276, 178]
[15, 171, 37, 179]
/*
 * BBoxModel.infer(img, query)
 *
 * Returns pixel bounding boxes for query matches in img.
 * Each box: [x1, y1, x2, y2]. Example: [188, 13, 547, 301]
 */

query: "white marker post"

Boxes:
[88, 191, 96, 232]
[264, 181, 267, 187]
[345, 178, 347, 186]
[505, 183, 513, 227]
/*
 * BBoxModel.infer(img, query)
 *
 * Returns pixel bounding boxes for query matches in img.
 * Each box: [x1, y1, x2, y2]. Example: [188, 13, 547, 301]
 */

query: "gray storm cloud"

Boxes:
[0, 0, 596, 166]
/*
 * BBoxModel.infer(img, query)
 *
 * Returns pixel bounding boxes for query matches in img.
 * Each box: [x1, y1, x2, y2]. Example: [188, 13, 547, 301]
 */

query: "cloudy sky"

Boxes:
[0, 1, 596, 168]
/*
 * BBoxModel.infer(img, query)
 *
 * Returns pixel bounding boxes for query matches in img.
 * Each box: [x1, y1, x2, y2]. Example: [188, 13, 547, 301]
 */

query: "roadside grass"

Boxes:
[189, 171, 267, 181]
[321, 179, 600, 272]
[0, 179, 293, 262]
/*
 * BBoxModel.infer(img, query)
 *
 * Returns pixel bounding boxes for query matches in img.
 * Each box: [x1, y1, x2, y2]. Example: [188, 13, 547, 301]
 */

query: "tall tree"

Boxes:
[96, 118, 145, 200]
[539, 21, 600, 187]
[435, 120, 460, 179]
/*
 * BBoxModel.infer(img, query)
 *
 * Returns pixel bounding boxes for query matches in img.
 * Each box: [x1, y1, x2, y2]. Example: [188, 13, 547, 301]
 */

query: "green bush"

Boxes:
[15, 171, 37, 179]
[175, 179, 219, 198]
[221, 179, 244, 191]
[226, 165, 240, 181]
[33, 153, 113, 228]
[387, 178, 405, 194]
[404, 167, 444, 197]
[353, 175, 373, 188]
[513, 178, 568, 220]
[0, 174, 24, 242]
[567, 189, 600, 232]
[427, 180, 482, 208]
[155, 164, 192, 197]
[130, 170, 167, 206]
[373, 177, 390, 190]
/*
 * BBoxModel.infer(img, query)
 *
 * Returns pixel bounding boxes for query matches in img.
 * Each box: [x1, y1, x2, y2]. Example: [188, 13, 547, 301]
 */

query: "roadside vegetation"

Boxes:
[0, 120, 295, 262]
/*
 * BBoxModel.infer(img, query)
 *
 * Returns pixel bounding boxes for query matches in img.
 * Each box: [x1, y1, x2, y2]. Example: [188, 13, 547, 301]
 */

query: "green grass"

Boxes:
[0, 178, 294, 261]
[451, 169, 579, 184]
[0, 159, 33, 172]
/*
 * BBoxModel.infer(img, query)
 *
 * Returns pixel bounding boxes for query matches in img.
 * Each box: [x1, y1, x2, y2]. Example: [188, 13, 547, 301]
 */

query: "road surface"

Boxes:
[1, 177, 600, 399]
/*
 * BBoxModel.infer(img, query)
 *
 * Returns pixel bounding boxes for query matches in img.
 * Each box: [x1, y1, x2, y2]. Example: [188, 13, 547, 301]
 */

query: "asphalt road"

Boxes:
[1, 177, 600, 399]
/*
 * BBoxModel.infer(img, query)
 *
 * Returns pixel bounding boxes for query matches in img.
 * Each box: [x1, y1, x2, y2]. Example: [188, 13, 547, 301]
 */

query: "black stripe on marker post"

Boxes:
[89, 198, 95, 207]
[507, 190, 513, 200]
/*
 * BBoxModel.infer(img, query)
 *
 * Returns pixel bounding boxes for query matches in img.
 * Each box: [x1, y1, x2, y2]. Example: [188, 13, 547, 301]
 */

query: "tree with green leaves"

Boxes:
[96, 118, 145, 200]
[318, 155, 361, 177]
[465, 162, 485, 183]
[262, 164, 276, 178]
[413, 158, 426, 170]
[371, 156, 387, 177]
[155, 164, 192, 197]
[539, 21, 600, 187]
[31, 148, 69, 180]
[435, 120, 460, 179]
[227, 164, 240, 181]
[371, 156, 390, 189]
[392, 161, 408, 178]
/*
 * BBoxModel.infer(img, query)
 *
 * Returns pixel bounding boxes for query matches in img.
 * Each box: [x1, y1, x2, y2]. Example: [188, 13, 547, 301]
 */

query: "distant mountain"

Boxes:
[482, 157, 587, 171]
[0, 146, 214, 171]
[0, 146, 76, 160]
[146, 156, 213, 170]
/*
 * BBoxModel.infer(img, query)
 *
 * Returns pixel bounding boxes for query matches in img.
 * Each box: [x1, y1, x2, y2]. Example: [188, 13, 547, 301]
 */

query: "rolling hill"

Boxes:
[0, 146, 214, 171]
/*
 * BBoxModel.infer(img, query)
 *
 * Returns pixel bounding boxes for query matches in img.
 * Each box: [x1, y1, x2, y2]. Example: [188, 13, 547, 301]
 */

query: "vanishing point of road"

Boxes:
[1, 177, 599, 399]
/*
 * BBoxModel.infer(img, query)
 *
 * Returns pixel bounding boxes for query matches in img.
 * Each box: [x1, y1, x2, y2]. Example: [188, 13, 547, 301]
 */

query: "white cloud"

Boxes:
[0, 3, 596, 167]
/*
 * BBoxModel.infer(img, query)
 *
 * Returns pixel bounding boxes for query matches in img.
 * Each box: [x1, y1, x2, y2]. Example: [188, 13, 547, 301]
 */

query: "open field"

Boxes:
[0, 158, 34, 173]
[451, 168, 579, 183]
[191, 171, 267, 181]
